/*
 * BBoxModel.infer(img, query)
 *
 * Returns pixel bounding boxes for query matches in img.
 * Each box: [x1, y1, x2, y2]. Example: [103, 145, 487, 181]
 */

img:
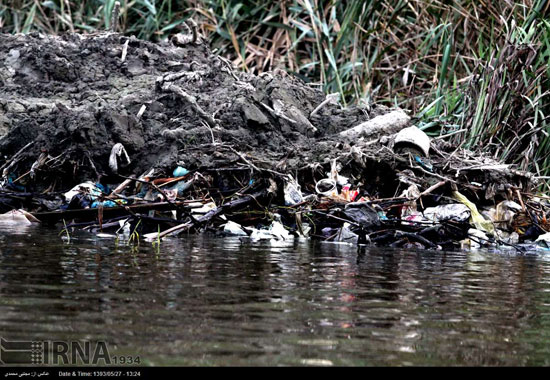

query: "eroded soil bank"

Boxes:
[0, 32, 381, 187]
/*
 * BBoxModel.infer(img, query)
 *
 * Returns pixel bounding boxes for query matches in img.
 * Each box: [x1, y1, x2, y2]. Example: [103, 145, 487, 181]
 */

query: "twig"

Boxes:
[0, 141, 35, 175]
[454, 164, 510, 172]
[11, 152, 65, 184]
[200, 120, 217, 145]
[226, 146, 286, 177]
[412, 164, 458, 184]
[311, 210, 360, 227]
[395, 230, 438, 249]
[161, 83, 217, 128]
[260, 102, 297, 124]
[112, 168, 154, 195]
[416, 180, 447, 199]
[434, 129, 466, 140]
[516, 188, 526, 212]
[309, 93, 340, 118]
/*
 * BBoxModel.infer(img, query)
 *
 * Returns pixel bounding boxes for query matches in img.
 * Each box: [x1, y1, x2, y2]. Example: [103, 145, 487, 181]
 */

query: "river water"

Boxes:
[1, 224, 550, 366]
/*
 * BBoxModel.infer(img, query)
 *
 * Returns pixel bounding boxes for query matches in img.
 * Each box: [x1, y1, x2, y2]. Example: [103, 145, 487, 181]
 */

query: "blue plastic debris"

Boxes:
[91, 200, 118, 208]
[173, 166, 189, 177]
[415, 156, 433, 172]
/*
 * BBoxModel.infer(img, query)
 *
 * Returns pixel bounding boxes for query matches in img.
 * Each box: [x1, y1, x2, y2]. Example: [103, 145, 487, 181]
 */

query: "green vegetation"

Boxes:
[1, 0, 549, 177]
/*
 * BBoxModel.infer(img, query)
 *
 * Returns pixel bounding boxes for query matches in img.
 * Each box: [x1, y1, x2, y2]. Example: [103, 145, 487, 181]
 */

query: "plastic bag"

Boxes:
[453, 191, 495, 234]
[423, 204, 471, 223]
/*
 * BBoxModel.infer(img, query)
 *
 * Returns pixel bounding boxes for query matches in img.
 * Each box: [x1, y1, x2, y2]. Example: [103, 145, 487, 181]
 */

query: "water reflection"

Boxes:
[1, 227, 550, 365]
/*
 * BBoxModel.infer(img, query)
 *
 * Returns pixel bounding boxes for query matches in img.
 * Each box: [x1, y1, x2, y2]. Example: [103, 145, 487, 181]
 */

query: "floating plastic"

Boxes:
[336, 223, 358, 244]
[167, 178, 194, 196]
[536, 232, 550, 248]
[223, 221, 248, 236]
[108, 143, 131, 174]
[249, 228, 275, 241]
[268, 220, 292, 241]
[249, 220, 292, 242]
[344, 202, 381, 228]
[0, 209, 40, 225]
[190, 201, 216, 215]
[414, 156, 433, 171]
[496, 200, 522, 227]
[402, 211, 424, 224]
[340, 185, 359, 202]
[68, 193, 92, 209]
[400, 184, 421, 217]
[336, 174, 349, 187]
[423, 204, 471, 223]
[496, 230, 519, 245]
[461, 228, 490, 249]
[91, 200, 118, 208]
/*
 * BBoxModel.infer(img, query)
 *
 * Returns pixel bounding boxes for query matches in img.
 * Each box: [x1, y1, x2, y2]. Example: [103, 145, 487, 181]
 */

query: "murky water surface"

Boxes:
[2, 224, 550, 366]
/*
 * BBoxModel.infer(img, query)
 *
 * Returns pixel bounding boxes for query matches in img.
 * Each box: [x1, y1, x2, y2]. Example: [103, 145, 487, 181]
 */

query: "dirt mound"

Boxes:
[0, 31, 381, 193]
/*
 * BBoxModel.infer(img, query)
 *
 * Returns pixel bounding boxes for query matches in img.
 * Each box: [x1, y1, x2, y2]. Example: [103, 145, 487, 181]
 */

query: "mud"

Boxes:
[0, 32, 382, 192]
[0, 31, 534, 208]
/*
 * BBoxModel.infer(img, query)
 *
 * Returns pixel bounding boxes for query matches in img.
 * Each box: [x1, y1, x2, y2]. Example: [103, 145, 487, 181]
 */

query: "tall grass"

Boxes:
[1, 0, 549, 177]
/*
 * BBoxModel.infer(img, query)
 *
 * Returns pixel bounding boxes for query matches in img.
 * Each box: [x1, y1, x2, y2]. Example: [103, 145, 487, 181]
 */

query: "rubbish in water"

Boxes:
[190, 201, 216, 215]
[461, 228, 490, 249]
[268, 220, 293, 241]
[453, 191, 495, 234]
[336, 223, 359, 244]
[423, 204, 471, 223]
[0, 209, 40, 224]
[223, 220, 248, 236]
[0, 31, 543, 253]
[343, 203, 381, 229]
[64, 182, 97, 202]
[340, 185, 359, 202]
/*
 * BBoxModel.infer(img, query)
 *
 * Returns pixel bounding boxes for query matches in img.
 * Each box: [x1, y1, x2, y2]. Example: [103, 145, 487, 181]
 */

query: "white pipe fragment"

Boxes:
[339, 109, 410, 140]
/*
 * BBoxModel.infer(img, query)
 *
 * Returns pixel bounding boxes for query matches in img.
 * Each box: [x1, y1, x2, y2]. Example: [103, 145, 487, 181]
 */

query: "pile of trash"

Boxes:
[0, 29, 548, 252]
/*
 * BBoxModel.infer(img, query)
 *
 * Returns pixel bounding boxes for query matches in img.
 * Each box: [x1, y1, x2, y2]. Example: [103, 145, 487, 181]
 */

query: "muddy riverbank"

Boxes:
[0, 31, 545, 251]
